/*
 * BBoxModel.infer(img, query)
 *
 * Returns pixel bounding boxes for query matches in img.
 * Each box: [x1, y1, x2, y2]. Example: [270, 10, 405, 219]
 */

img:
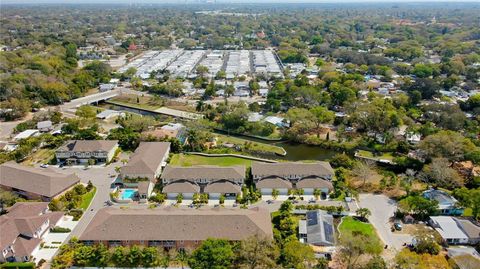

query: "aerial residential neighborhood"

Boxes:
[1, 1, 480, 269]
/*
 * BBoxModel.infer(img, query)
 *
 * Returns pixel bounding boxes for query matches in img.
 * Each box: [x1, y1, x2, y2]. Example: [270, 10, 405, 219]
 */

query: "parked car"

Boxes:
[394, 222, 403, 231]
[40, 164, 49, 168]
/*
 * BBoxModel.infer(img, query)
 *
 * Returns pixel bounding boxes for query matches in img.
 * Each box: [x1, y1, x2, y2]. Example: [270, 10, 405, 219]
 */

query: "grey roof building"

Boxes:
[299, 210, 335, 246]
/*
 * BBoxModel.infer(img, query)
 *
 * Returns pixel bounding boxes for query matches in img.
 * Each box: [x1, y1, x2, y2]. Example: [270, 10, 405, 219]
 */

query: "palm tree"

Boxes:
[356, 208, 371, 221]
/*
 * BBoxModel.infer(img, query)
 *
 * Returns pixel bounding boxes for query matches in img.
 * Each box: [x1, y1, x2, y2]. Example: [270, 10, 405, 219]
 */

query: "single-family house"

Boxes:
[264, 116, 289, 128]
[161, 165, 245, 200]
[0, 202, 65, 263]
[142, 123, 187, 144]
[56, 140, 119, 165]
[251, 162, 334, 199]
[79, 207, 272, 249]
[429, 216, 480, 245]
[119, 142, 170, 184]
[423, 189, 464, 215]
[13, 129, 39, 141]
[36, 121, 53, 132]
[99, 83, 115, 92]
[0, 161, 80, 201]
[299, 210, 335, 246]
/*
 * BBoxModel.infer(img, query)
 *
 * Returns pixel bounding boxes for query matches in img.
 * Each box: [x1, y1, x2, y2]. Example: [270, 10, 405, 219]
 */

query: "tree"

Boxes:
[338, 232, 382, 269]
[452, 187, 480, 220]
[412, 235, 441, 255]
[398, 195, 439, 220]
[395, 249, 450, 269]
[362, 255, 387, 269]
[142, 247, 159, 267]
[419, 130, 477, 161]
[189, 239, 234, 269]
[356, 208, 371, 220]
[421, 158, 463, 188]
[272, 189, 280, 200]
[309, 106, 335, 137]
[282, 240, 316, 269]
[352, 161, 374, 186]
[107, 128, 140, 151]
[235, 236, 280, 269]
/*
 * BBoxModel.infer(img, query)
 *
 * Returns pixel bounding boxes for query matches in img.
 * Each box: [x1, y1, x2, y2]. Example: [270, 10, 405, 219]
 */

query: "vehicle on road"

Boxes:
[394, 222, 403, 231]
[40, 164, 49, 168]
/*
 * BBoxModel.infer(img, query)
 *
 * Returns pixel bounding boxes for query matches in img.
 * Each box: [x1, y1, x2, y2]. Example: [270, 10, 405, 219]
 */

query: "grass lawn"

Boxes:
[357, 150, 394, 161]
[338, 216, 383, 253]
[80, 187, 97, 210]
[216, 134, 285, 155]
[0, 262, 35, 269]
[21, 148, 55, 165]
[169, 154, 255, 167]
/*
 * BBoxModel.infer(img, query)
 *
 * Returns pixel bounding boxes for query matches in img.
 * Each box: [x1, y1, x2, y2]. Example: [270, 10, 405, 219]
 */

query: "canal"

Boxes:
[99, 102, 338, 161]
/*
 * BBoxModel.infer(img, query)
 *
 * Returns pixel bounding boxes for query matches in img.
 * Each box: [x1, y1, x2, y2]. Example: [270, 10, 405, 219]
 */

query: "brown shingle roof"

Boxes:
[162, 181, 200, 193]
[120, 142, 170, 178]
[79, 207, 272, 241]
[296, 177, 334, 190]
[0, 202, 63, 255]
[456, 218, 480, 239]
[58, 140, 118, 152]
[251, 162, 334, 179]
[137, 181, 152, 196]
[204, 181, 242, 194]
[256, 177, 292, 189]
[161, 165, 245, 182]
[0, 161, 80, 198]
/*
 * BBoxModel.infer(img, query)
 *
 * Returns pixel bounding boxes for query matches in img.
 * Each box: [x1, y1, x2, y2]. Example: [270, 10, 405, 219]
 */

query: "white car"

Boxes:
[40, 164, 49, 168]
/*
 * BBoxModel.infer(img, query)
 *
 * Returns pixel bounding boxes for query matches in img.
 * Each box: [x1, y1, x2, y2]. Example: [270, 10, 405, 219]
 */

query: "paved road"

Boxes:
[50, 159, 124, 239]
[359, 193, 412, 250]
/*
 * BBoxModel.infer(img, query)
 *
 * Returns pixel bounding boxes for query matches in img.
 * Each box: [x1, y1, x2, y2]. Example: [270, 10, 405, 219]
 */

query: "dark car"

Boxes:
[394, 222, 403, 231]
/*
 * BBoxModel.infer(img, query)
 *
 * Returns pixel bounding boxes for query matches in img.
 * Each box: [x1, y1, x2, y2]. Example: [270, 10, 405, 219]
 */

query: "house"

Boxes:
[13, 129, 39, 141]
[36, 121, 53, 132]
[161, 165, 245, 200]
[264, 116, 289, 128]
[79, 207, 272, 249]
[299, 210, 335, 246]
[251, 162, 334, 199]
[429, 216, 480, 245]
[406, 132, 421, 144]
[447, 247, 480, 269]
[247, 112, 264, 122]
[0, 202, 65, 263]
[96, 110, 124, 120]
[99, 83, 115, 92]
[259, 88, 269, 97]
[56, 140, 118, 165]
[0, 161, 80, 201]
[119, 142, 170, 184]
[423, 189, 464, 215]
[142, 123, 187, 144]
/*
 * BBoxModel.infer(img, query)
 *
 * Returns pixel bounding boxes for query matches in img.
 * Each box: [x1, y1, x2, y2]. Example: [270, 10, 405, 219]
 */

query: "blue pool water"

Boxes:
[121, 189, 136, 200]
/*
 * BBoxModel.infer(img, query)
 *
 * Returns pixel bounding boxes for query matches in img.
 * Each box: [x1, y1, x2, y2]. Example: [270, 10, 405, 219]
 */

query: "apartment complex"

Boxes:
[56, 140, 119, 165]
[251, 162, 334, 198]
[0, 161, 80, 201]
[79, 207, 272, 249]
[161, 165, 245, 199]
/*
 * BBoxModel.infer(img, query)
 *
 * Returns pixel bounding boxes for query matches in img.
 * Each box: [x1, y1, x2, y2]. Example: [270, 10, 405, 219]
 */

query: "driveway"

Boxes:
[359, 194, 412, 250]
[49, 158, 125, 239]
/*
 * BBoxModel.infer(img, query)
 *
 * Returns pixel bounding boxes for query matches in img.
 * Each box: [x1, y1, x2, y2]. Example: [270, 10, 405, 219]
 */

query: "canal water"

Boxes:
[99, 102, 338, 161]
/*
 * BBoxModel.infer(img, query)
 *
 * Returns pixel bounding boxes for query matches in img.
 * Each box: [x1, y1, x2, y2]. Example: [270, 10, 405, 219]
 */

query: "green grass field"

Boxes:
[0, 262, 35, 269]
[80, 187, 97, 210]
[357, 150, 394, 161]
[169, 154, 255, 167]
[338, 216, 383, 253]
[216, 134, 285, 155]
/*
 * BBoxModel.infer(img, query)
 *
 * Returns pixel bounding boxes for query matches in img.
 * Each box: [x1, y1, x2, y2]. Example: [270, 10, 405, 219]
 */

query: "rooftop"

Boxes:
[79, 207, 273, 241]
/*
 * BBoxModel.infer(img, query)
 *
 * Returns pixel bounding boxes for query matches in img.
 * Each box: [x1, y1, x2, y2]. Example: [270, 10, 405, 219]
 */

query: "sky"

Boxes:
[2, 0, 480, 4]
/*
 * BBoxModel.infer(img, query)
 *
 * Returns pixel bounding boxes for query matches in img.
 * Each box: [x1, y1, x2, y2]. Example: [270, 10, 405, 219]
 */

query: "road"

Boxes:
[49, 157, 125, 239]
[359, 194, 412, 250]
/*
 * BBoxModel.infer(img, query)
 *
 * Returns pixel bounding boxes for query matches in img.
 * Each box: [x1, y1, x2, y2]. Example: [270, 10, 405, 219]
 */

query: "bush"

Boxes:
[50, 227, 71, 233]
[68, 209, 83, 221]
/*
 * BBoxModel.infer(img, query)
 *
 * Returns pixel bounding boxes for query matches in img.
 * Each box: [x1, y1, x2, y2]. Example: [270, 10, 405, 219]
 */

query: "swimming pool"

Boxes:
[121, 189, 136, 200]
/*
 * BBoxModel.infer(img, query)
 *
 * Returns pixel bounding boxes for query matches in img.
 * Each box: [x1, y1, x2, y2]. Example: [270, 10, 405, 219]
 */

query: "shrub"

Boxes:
[50, 227, 71, 233]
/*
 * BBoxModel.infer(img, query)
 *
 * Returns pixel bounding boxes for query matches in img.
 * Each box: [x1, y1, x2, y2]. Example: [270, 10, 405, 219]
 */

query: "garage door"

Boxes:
[278, 188, 288, 195]
[167, 193, 178, 199]
[209, 193, 221, 199]
[183, 193, 194, 199]
[303, 188, 314, 195]
[261, 188, 272, 195]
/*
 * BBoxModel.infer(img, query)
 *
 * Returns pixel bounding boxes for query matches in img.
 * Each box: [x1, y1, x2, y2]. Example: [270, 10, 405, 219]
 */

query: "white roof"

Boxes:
[264, 116, 285, 126]
[248, 112, 264, 122]
[13, 129, 39, 141]
[96, 109, 121, 119]
[430, 216, 468, 240]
